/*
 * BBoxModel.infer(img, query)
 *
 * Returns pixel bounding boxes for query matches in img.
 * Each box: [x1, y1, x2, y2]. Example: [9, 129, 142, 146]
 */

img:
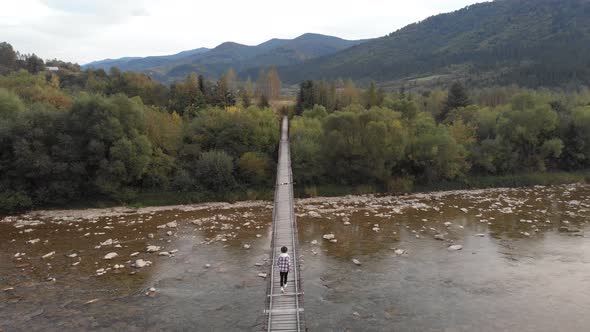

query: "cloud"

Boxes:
[40, 0, 152, 17]
[3, 0, 487, 64]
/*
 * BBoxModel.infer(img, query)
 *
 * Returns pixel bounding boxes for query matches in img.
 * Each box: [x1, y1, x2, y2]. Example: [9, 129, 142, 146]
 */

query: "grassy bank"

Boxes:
[295, 170, 590, 198]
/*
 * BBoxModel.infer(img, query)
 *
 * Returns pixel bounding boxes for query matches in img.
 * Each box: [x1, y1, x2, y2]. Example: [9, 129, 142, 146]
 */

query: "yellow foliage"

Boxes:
[225, 105, 240, 113]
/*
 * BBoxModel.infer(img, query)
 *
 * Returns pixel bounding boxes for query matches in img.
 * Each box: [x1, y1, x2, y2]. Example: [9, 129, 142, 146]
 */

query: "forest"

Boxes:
[2, 41, 590, 212]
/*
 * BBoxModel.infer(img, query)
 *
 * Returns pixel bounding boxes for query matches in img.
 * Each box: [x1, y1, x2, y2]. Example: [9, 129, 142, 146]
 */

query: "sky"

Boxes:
[1, 0, 487, 64]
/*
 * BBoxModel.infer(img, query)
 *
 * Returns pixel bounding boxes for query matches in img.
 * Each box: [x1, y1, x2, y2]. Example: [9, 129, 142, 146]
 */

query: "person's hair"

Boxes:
[281, 246, 288, 253]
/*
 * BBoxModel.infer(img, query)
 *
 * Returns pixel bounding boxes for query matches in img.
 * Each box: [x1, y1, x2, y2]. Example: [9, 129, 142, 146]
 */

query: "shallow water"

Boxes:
[1, 184, 589, 331]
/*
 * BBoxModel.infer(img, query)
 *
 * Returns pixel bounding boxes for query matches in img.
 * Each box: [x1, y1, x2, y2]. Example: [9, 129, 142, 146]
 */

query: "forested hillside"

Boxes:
[279, 0, 590, 88]
[85, 33, 366, 83]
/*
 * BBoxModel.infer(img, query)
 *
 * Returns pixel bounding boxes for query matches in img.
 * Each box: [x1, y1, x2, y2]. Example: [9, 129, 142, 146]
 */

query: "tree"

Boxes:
[195, 150, 236, 192]
[341, 79, 360, 107]
[439, 82, 471, 122]
[364, 82, 384, 108]
[25, 54, 44, 74]
[238, 152, 273, 186]
[0, 42, 17, 73]
[257, 66, 281, 101]
[0, 88, 25, 120]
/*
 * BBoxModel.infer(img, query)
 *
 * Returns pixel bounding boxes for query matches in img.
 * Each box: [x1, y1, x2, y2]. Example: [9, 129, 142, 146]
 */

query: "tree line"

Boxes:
[0, 42, 283, 212]
[291, 80, 590, 194]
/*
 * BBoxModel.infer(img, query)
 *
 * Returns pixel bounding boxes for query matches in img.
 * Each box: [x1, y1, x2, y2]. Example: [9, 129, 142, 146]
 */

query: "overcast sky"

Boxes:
[2, 0, 487, 64]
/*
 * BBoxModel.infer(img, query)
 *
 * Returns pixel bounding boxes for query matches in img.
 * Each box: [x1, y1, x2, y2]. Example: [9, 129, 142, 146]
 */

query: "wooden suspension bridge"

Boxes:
[264, 116, 305, 332]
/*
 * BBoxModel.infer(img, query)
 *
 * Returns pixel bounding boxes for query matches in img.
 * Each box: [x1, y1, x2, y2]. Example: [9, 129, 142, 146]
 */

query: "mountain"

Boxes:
[84, 33, 367, 83]
[279, 0, 590, 88]
[83, 48, 210, 72]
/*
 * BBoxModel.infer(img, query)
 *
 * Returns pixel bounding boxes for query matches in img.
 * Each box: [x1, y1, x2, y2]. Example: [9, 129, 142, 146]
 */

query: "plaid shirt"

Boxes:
[277, 254, 291, 272]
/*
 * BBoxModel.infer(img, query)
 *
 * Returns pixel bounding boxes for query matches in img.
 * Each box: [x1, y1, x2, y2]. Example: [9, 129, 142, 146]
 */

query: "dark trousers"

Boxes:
[280, 272, 288, 287]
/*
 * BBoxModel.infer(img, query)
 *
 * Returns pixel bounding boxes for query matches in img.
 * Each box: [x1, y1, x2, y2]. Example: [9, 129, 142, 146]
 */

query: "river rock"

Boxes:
[258, 273, 267, 278]
[166, 221, 178, 228]
[448, 245, 463, 251]
[42, 251, 55, 259]
[158, 251, 170, 256]
[329, 239, 338, 243]
[135, 259, 148, 268]
[311, 240, 318, 245]
[104, 252, 118, 260]
[205, 264, 211, 268]
[344, 221, 351, 225]
[27, 238, 40, 244]
[147, 233, 154, 239]
[166, 231, 173, 236]
[243, 244, 251, 249]
[460, 208, 468, 213]
[100, 239, 113, 246]
[475, 234, 485, 237]
[130, 252, 139, 257]
[559, 226, 580, 233]
[443, 222, 452, 227]
[146, 245, 161, 253]
[322, 234, 335, 240]
[394, 249, 406, 255]
[434, 234, 445, 240]
[67, 253, 77, 258]
[308, 211, 321, 218]
[343, 216, 350, 222]
[352, 259, 361, 265]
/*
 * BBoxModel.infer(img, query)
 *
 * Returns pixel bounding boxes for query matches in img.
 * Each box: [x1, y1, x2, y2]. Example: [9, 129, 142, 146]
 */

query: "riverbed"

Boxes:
[1, 184, 589, 331]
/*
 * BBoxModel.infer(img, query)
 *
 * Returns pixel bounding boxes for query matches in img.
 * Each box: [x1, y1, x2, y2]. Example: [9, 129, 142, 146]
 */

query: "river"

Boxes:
[1, 184, 589, 331]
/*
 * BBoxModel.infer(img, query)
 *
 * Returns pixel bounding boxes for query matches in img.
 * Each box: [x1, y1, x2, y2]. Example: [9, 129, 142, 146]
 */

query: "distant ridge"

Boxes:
[277, 0, 590, 88]
[83, 33, 369, 83]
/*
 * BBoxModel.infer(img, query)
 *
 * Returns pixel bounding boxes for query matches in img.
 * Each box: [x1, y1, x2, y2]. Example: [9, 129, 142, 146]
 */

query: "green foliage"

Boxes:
[280, 0, 590, 88]
[238, 151, 273, 187]
[0, 191, 32, 212]
[0, 88, 24, 119]
[195, 150, 236, 193]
